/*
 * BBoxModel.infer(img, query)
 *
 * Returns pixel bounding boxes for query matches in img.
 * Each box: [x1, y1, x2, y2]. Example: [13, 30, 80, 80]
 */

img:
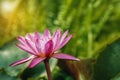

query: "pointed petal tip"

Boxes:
[17, 36, 21, 40]
[44, 28, 51, 37]
[16, 44, 23, 49]
[16, 43, 18, 46]
[34, 31, 40, 35]
[65, 30, 69, 33]
[75, 58, 80, 61]
[16, 43, 20, 47]
[17, 36, 25, 43]
[10, 57, 33, 67]
[55, 29, 62, 34]
[17, 36, 24, 39]
[70, 34, 73, 38]
[67, 57, 80, 61]
[9, 63, 15, 67]
[9, 62, 22, 67]
[9, 62, 21, 67]
[52, 53, 80, 61]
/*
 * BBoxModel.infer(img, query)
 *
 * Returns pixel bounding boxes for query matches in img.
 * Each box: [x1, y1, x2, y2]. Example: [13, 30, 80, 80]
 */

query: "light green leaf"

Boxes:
[0, 41, 28, 76]
[0, 71, 20, 80]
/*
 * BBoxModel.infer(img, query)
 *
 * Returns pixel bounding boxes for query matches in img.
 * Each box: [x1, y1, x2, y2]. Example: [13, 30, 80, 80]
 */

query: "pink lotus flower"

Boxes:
[10, 29, 79, 68]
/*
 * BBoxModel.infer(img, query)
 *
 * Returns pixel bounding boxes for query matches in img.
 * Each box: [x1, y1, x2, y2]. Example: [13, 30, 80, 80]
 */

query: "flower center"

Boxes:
[37, 53, 45, 58]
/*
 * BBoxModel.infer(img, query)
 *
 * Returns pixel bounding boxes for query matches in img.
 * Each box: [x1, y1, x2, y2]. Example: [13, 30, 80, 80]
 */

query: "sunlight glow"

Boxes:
[1, 1, 17, 13]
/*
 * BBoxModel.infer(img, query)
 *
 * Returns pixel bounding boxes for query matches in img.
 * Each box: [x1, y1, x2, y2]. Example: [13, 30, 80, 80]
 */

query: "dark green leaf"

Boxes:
[53, 69, 74, 80]
[20, 58, 57, 80]
[111, 72, 120, 80]
[0, 70, 20, 80]
[94, 38, 120, 80]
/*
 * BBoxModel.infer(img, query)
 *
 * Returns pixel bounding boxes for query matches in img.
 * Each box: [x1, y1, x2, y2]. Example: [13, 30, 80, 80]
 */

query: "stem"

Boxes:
[44, 59, 52, 80]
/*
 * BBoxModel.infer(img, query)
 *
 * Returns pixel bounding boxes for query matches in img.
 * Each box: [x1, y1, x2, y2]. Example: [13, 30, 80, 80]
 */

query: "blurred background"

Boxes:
[0, 0, 120, 80]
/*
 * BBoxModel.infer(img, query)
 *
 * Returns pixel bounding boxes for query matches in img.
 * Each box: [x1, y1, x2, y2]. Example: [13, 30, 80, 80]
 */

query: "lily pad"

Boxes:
[111, 72, 120, 80]
[94, 38, 120, 80]
[0, 70, 20, 80]
[0, 41, 28, 76]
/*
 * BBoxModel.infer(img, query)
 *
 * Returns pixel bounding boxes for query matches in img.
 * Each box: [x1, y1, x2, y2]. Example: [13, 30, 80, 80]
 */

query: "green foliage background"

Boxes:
[0, 0, 120, 80]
